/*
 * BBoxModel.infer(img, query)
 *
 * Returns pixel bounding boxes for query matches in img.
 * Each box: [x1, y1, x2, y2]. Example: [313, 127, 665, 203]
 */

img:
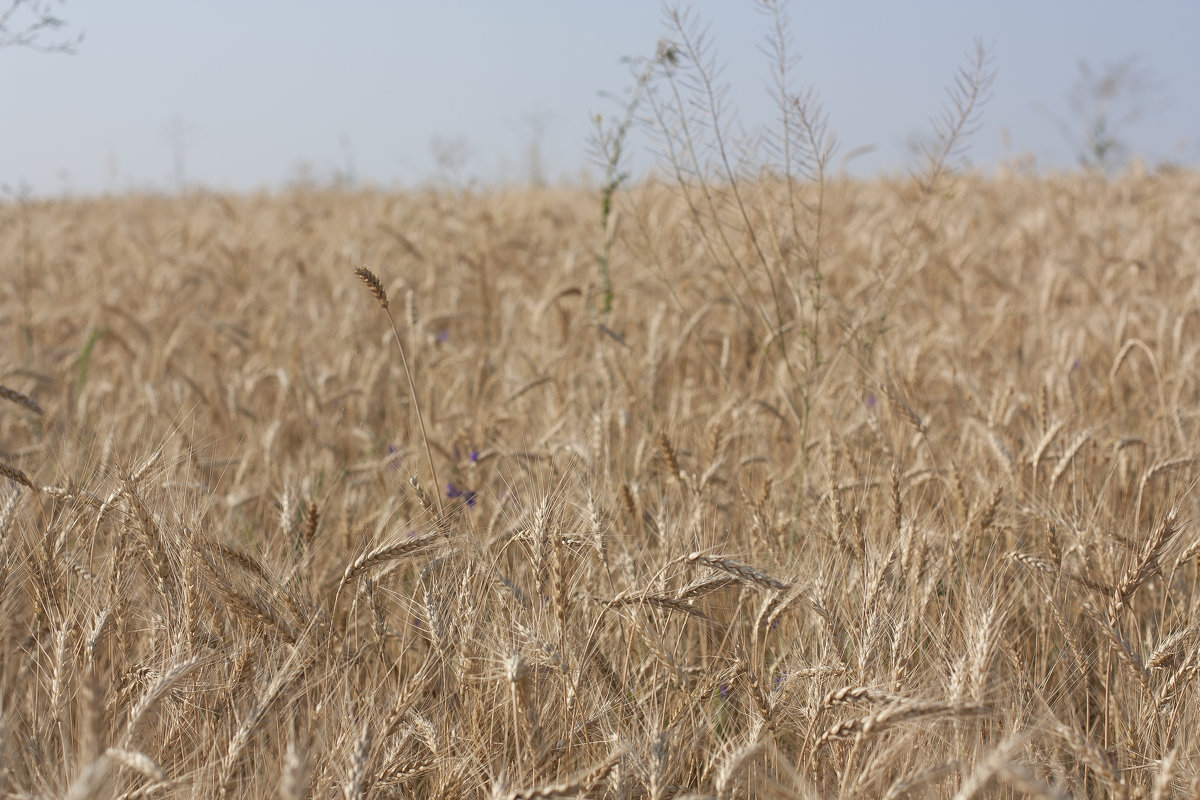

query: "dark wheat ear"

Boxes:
[1, 462, 39, 493]
[0, 385, 43, 416]
[354, 267, 389, 309]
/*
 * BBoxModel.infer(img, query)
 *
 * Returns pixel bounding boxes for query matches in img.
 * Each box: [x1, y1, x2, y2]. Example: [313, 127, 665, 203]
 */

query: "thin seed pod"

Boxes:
[218, 645, 308, 798]
[1085, 602, 1149, 690]
[220, 585, 298, 644]
[950, 462, 968, 526]
[976, 485, 1003, 533]
[216, 542, 270, 582]
[1044, 593, 1088, 681]
[1147, 626, 1199, 671]
[1038, 383, 1050, 431]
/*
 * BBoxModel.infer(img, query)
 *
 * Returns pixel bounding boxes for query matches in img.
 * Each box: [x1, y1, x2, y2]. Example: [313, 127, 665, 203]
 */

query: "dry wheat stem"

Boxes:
[354, 266, 444, 515]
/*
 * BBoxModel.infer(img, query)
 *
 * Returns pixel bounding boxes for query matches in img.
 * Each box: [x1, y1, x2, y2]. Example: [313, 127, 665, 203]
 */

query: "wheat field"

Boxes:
[1, 164, 1200, 799]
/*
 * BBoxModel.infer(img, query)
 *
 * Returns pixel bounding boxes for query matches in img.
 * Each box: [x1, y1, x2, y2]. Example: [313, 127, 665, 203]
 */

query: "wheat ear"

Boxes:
[1, 462, 39, 493]
[0, 384, 43, 416]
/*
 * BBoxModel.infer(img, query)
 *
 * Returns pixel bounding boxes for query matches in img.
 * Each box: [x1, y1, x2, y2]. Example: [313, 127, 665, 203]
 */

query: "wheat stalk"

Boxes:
[354, 266, 443, 515]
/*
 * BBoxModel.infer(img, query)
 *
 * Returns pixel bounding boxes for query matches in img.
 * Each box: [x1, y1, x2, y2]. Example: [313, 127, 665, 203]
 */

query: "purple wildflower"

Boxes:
[446, 483, 477, 508]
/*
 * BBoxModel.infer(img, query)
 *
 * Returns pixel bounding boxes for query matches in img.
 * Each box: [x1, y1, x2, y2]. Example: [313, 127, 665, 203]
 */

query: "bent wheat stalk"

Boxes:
[353, 267, 443, 515]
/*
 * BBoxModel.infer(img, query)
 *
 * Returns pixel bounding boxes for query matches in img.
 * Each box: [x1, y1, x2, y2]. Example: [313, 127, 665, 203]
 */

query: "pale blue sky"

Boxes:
[1, 2, 1196, 195]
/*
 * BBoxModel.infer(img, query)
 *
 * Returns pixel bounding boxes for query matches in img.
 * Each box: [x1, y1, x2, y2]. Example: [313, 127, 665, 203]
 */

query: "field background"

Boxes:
[3, 169, 1200, 798]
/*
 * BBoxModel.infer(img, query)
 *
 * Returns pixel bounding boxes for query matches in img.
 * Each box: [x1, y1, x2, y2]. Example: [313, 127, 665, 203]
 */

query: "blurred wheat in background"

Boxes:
[2, 3, 1199, 799]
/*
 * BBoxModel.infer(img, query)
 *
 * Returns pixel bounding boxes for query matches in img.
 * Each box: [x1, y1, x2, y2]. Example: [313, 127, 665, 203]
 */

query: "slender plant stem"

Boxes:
[354, 267, 444, 515]
[383, 308, 444, 516]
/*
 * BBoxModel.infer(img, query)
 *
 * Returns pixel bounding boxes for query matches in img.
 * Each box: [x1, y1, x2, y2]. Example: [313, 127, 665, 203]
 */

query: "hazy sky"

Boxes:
[2, 1, 1197, 196]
